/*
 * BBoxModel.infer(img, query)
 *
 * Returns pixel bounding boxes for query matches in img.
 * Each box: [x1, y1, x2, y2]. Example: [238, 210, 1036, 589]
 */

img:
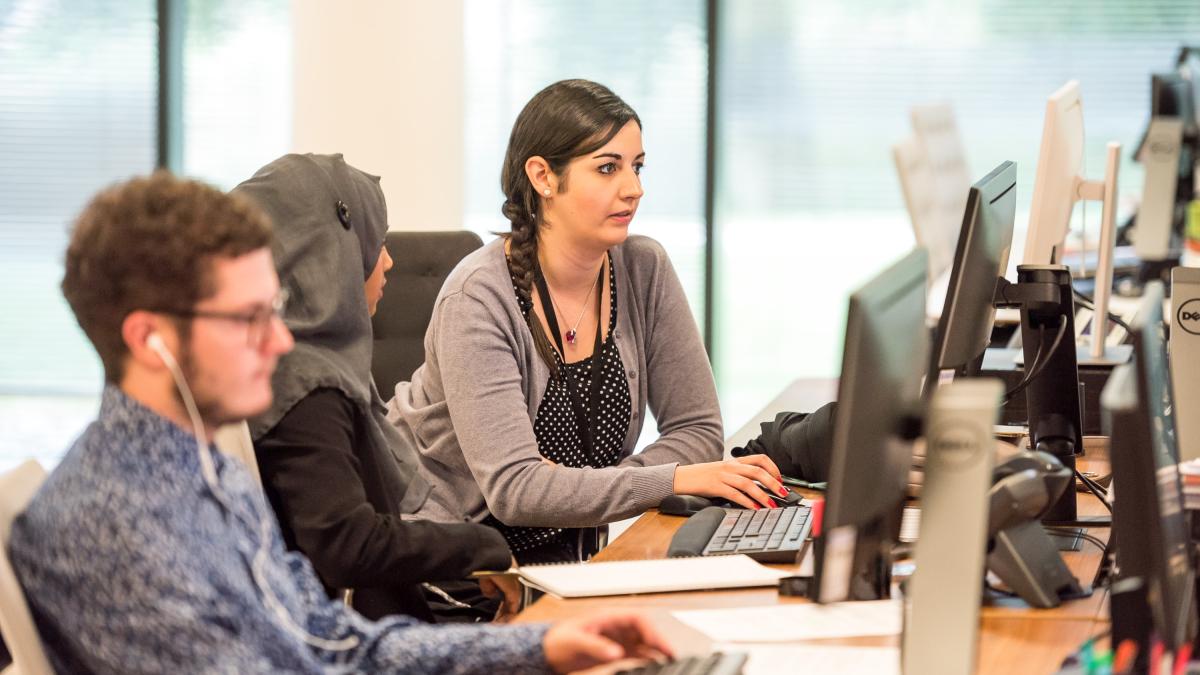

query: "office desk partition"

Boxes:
[514, 378, 1111, 674]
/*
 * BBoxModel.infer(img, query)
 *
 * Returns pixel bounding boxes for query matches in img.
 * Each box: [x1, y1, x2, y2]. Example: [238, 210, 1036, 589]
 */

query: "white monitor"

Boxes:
[1023, 81, 1086, 266]
[893, 103, 971, 282]
[1021, 80, 1124, 362]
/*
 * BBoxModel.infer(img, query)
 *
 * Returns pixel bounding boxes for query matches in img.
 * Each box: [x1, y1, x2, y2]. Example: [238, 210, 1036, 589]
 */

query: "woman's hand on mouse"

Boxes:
[671, 455, 788, 510]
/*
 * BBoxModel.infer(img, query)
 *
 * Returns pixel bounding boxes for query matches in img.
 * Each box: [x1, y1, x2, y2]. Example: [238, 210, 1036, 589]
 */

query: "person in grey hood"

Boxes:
[236, 153, 518, 622]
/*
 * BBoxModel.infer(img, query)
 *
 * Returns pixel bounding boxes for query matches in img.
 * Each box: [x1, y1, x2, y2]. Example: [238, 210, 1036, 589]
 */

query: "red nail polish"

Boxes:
[778, 487, 788, 497]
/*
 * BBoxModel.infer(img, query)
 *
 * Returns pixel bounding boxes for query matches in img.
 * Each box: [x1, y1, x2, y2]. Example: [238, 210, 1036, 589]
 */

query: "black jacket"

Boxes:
[255, 388, 512, 622]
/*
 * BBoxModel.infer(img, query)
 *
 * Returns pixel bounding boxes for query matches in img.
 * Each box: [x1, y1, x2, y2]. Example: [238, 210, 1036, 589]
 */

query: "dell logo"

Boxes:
[1178, 299, 1200, 336]
[929, 423, 982, 470]
[1149, 140, 1179, 157]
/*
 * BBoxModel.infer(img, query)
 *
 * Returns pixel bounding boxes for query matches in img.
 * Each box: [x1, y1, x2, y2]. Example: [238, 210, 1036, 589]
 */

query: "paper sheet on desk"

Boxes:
[673, 599, 902, 643]
[516, 555, 790, 598]
[715, 643, 899, 675]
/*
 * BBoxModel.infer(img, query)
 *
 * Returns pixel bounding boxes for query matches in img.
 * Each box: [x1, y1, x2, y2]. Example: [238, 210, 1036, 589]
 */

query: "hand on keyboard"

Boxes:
[613, 651, 749, 675]
[672, 456, 789, 510]
[543, 610, 674, 674]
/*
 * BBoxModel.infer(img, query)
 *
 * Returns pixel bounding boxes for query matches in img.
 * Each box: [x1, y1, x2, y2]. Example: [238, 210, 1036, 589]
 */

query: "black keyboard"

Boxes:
[615, 651, 748, 675]
[667, 504, 813, 564]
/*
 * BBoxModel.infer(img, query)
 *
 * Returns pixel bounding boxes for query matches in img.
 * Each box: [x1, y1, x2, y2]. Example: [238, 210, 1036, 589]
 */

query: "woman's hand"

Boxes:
[671, 455, 787, 509]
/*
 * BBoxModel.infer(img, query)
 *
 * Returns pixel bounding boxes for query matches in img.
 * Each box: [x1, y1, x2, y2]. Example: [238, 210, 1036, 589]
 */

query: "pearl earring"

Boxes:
[543, 188, 551, 196]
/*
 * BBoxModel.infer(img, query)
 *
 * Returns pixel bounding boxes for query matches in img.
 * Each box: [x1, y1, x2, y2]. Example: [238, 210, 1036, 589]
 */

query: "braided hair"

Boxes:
[500, 79, 640, 378]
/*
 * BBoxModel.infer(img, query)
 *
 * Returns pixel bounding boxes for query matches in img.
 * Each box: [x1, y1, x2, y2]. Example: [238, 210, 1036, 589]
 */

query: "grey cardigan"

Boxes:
[386, 235, 723, 528]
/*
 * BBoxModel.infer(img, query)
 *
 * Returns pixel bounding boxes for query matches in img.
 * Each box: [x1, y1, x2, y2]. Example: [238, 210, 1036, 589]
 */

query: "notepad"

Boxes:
[673, 599, 903, 643]
[515, 555, 790, 598]
[712, 643, 899, 675]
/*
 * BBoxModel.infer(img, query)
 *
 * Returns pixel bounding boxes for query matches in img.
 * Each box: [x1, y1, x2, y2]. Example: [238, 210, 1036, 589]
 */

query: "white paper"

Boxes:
[673, 599, 902, 643]
[518, 555, 790, 598]
[713, 643, 900, 675]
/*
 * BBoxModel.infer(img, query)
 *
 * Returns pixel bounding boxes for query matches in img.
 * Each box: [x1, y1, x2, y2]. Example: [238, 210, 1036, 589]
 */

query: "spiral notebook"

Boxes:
[513, 554, 790, 598]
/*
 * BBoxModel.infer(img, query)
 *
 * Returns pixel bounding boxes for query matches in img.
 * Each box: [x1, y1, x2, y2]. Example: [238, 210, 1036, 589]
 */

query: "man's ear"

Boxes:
[122, 311, 174, 370]
[524, 156, 558, 198]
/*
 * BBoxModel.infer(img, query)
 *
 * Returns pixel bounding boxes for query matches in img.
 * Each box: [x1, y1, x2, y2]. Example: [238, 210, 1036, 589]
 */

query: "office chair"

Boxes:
[371, 230, 484, 397]
[0, 460, 54, 675]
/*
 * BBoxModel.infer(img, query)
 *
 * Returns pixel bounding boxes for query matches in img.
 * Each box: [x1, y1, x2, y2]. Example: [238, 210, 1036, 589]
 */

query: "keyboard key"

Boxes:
[730, 515, 750, 538]
[614, 651, 747, 675]
[745, 510, 769, 535]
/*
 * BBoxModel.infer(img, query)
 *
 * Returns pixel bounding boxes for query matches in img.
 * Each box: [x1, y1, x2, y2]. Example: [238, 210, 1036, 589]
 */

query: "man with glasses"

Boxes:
[7, 172, 672, 673]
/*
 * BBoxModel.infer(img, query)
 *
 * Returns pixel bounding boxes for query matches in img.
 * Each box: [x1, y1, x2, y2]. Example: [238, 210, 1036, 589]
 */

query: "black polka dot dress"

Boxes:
[488, 253, 632, 563]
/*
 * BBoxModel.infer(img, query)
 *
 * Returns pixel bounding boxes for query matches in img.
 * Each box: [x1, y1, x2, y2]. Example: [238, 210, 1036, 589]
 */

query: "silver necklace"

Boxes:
[545, 264, 601, 345]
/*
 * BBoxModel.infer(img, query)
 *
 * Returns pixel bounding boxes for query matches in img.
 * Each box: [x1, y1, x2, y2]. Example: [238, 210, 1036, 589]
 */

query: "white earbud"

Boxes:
[146, 332, 170, 363]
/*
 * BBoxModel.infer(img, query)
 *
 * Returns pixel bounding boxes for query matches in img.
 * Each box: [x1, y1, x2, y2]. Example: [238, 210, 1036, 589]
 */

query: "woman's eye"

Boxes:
[633, 163, 644, 175]
[598, 162, 616, 175]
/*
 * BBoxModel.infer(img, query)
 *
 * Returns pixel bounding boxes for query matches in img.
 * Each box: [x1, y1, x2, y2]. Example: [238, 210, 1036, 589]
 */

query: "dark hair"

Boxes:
[500, 79, 641, 376]
[62, 171, 273, 383]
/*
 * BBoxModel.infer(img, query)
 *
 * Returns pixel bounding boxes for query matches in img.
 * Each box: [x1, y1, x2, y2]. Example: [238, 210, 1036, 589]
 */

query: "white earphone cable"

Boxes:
[149, 334, 359, 652]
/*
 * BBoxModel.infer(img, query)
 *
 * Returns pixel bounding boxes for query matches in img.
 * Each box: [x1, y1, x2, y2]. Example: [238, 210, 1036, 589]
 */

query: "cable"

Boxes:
[1072, 288, 1133, 333]
[1002, 325, 1047, 405]
[1076, 469, 1109, 498]
[1074, 468, 1113, 513]
[1003, 316, 1069, 404]
[149, 335, 360, 653]
[1013, 317, 1069, 399]
[1044, 527, 1108, 553]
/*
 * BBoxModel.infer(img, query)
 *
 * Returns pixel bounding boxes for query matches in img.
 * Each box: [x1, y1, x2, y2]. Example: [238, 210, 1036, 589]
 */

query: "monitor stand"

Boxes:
[993, 266, 1085, 524]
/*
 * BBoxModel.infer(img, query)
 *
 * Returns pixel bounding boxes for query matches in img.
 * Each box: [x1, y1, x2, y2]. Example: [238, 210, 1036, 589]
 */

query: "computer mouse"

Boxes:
[770, 489, 806, 508]
[658, 494, 716, 516]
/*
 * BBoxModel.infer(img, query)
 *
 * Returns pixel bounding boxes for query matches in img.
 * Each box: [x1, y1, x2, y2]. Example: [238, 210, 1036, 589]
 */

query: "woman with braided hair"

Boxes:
[387, 79, 790, 564]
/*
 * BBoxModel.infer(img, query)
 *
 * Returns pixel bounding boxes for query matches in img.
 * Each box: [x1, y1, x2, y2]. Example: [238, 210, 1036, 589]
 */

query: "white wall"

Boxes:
[291, 0, 464, 231]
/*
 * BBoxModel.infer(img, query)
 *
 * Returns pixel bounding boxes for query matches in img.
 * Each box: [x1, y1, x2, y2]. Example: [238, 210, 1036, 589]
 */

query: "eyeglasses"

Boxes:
[156, 289, 289, 349]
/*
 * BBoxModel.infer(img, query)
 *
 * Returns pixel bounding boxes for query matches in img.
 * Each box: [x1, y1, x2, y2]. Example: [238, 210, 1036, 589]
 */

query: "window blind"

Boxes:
[714, 0, 1200, 424]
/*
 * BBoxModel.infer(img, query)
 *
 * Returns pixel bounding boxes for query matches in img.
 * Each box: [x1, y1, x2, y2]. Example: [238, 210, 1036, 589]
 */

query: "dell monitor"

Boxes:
[1023, 81, 1086, 267]
[893, 103, 972, 282]
[1152, 72, 1198, 140]
[815, 247, 928, 603]
[1103, 281, 1197, 667]
[1133, 72, 1198, 263]
[925, 160, 1017, 395]
[1021, 80, 1124, 363]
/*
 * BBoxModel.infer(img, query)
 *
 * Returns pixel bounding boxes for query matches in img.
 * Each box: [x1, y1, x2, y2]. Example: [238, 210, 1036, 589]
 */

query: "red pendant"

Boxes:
[565, 329, 577, 344]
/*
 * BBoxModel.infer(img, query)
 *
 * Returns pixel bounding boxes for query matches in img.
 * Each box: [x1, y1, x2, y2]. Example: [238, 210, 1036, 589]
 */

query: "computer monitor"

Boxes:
[925, 161, 1016, 394]
[893, 103, 972, 282]
[815, 247, 928, 603]
[1023, 81, 1086, 267]
[1134, 72, 1198, 259]
[1153, 72, 1198, 204]
[1021, 80, 1123, 362]
[1152, 72, 1199, 140]
[1103, 281, 1197, 663]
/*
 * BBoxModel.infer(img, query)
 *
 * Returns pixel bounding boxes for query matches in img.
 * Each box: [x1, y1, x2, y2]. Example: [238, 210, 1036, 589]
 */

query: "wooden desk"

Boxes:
[516, 379, 1112, 673]
[517, 506, 1108, 673]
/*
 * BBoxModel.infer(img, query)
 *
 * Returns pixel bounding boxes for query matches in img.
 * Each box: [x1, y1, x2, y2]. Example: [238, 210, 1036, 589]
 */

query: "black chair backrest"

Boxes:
[371, 230, 484, 396]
